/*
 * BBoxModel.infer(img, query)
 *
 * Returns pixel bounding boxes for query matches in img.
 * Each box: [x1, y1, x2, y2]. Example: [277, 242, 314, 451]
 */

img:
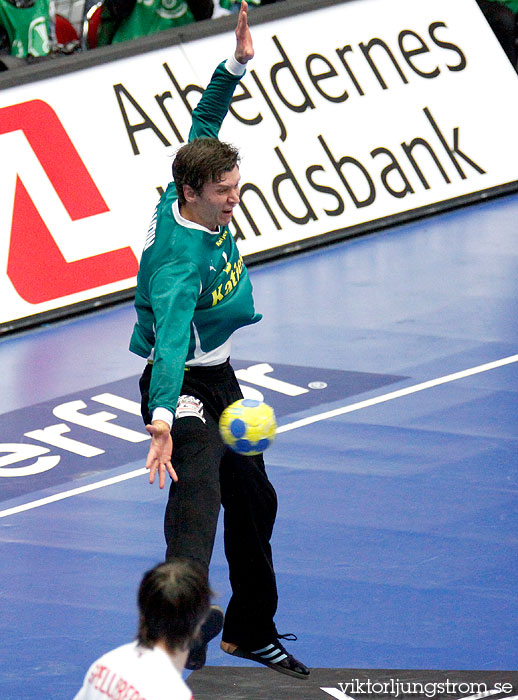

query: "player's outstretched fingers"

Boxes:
[161, 461, 178, 488]
[145, 422, 175, 487]
[235, 0, 254, 64]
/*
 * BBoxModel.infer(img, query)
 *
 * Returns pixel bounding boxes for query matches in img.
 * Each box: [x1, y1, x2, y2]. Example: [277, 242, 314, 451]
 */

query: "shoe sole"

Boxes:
[225, 646, 310, 680]
[186, 606, 224, 671]
[202, 606, 224, 644]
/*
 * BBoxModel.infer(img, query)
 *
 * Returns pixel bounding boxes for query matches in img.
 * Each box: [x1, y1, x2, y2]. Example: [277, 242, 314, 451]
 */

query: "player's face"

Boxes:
[195, 165, 241, 231]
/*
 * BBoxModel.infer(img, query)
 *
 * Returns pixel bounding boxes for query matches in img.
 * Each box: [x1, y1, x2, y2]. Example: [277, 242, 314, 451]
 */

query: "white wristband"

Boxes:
[151, 407, 174, 429]
[225, 55, 247, 76]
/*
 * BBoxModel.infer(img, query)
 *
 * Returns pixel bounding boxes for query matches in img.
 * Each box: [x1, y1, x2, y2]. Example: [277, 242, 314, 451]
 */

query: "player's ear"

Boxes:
[183, 184, 198, 203]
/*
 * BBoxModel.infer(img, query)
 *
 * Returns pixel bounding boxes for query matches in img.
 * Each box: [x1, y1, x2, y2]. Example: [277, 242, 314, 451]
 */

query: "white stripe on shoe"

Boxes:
[252, 644, 288, 663]
[268, 652, 288, 663]
[263, 650, 288, 661]
[252, 644, 275, 654]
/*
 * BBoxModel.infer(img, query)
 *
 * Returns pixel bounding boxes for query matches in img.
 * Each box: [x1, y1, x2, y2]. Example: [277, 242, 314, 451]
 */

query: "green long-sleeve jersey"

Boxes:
[129, 59, 262, 420]
[0, 0, 51, 57]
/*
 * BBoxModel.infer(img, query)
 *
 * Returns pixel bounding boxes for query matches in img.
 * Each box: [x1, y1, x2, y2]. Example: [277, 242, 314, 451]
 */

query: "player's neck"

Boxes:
[179, 202, 218, 232]
[154, 639, 189, 674]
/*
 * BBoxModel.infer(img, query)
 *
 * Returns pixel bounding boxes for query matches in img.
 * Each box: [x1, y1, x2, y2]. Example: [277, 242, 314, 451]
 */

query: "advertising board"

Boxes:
[1, 0, 517, 330]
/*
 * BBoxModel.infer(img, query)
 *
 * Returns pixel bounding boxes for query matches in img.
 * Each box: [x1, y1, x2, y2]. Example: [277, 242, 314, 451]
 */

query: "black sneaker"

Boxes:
[186, 605, 224, 671]
[223, 633, 310, 680]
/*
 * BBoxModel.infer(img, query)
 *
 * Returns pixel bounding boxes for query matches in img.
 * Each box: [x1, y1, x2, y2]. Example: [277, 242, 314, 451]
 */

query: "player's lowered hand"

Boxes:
[145, 421, 177, 489]
[235, 0, 254, 65]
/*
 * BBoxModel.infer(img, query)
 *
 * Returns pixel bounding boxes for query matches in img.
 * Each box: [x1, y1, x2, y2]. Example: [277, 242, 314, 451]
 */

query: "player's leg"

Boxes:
[139, 362, 223, 567]
[163, 412, 225, 672]
[216, 362, 278, 640]
[161, 383, 226, 670]
[218, 363, 310, 679]
[220, 448, 278, 644]
[139, 362, 225, 671]
[164, 412, 222, 566]
[219, 449, 309, 679]
[164, 382, 223, 571]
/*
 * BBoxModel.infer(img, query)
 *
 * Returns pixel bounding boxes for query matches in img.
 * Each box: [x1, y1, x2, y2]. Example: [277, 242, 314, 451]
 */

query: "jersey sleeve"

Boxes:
[147, 261, 201, 417]
[188, 58, 246, 142]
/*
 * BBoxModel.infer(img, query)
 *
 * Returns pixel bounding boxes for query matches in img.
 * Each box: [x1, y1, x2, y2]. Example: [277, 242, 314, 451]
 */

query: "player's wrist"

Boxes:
[151, 407, 174, 429]
[152, 419, 171, 435]
[226, 54, 247, 75]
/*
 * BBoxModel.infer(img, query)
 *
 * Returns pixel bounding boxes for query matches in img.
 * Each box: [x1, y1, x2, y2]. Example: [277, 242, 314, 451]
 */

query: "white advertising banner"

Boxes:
[1, 0, 518, 328]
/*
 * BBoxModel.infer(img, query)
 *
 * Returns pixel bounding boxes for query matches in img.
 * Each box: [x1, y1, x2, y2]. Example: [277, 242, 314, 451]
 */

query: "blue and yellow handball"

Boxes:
[219, 398, 277, 456]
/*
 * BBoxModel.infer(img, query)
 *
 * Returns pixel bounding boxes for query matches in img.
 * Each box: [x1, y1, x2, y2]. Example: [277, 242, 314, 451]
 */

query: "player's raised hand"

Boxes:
[145, 421, 177, 489]
[235, 0, 254, 64]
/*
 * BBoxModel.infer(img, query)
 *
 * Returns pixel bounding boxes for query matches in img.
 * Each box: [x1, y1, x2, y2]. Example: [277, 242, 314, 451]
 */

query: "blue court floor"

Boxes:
[0, 193, 517, 700]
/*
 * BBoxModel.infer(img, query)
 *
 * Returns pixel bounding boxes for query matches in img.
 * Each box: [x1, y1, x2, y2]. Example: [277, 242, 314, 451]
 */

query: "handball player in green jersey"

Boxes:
[130, 1, 309, 680]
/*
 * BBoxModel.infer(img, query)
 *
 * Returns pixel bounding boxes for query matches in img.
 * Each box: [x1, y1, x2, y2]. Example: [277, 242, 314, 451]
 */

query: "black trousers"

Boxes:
[139, 359, 279, 648]
[476, 0, 517, 69]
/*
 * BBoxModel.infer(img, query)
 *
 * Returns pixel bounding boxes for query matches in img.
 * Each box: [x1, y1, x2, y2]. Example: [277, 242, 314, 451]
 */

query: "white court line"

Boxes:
[277, 354, 518, 434]
[0, 354, 516, 520]
[0, 468, 147, 519]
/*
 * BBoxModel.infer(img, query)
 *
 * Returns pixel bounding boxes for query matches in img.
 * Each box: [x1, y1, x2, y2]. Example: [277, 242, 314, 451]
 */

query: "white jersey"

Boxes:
[73, 641, 192, 700]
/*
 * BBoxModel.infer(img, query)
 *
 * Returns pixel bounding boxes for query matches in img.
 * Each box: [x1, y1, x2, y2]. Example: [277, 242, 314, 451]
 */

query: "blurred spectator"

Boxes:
[0, 0, 52, 58]
[97, 0, 213, 45]
[476, 0, 518, 69]
[0, 0, 84, 69]
[53, 0, 93, 36]
[212, 0, 280, 16]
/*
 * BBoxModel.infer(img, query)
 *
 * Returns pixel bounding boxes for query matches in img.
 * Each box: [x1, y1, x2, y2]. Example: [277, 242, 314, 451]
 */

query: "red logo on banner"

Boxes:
[0, 99, 138, 304]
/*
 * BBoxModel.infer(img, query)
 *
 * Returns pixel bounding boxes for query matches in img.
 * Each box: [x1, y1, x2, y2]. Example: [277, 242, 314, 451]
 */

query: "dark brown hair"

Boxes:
[173, 138, 240, 205]
[136, 559, 211, 652]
